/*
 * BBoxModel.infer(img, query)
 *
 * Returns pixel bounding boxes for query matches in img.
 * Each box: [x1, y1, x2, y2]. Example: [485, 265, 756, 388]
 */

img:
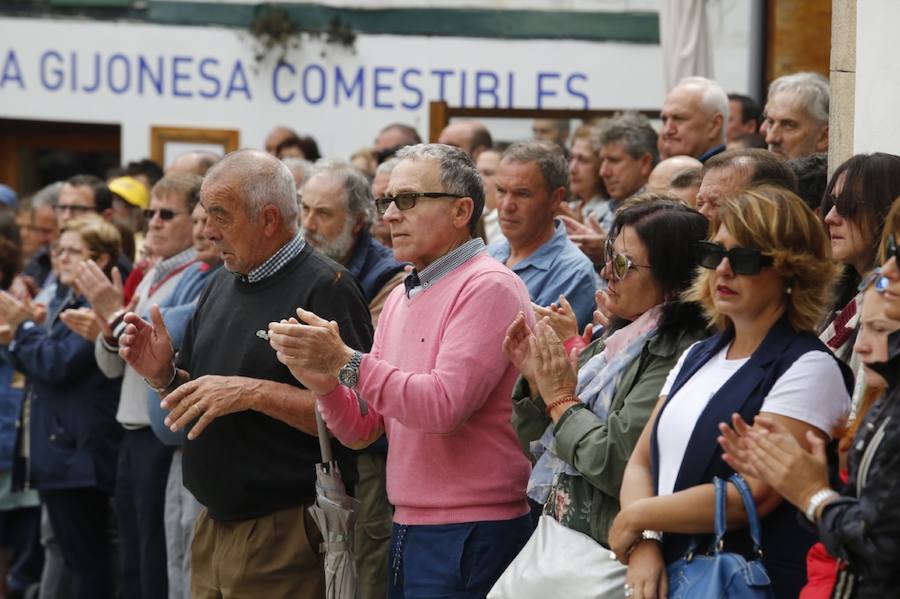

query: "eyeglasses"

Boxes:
[55, 204, 95, 214]
[858, 267, 889, 294]
[143, 208, 186, 221]
[56, 245, 89, 258]
[604, 238, 650, 281]
[696, 241, 774, 275]
[887, 234, 899, 265]
[374, 192, 465, 216]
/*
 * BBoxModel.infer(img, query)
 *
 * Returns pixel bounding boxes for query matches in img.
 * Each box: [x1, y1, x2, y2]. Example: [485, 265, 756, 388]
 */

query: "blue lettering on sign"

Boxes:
[399, 68, 422, 110]
[138, 55, 164, 96]
[107, 53, 130, 94]
[0, 49, 25, 90]
[225, 61, 251, 100]
[430, 69, 452, 102]
[567, 73, 589, 109]
[302, 64, 326, 105]
[335, 65, 364, 108]
[39, 50, 63, 91]
[198, 58, 220, 99]
[81, 53, 101, 94]
[70, 51, 77, 92]
[272, 61, 296, 104]
[373, 66, 395, 109]
[475, 71, 499, 108]
[172, 56, 193, 98]
[536, 72, 559, 108]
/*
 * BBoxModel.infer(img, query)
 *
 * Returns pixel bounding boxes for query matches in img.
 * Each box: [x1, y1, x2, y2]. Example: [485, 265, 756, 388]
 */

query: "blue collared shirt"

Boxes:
[239, 233, 306, 284]
[406, 237, 486, 299]
[488, 219, 598, 330]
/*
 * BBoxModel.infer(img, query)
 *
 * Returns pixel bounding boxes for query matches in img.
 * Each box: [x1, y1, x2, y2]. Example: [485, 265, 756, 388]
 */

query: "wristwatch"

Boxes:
[338, 351, 363, 388]
[641, 530, 663, 543]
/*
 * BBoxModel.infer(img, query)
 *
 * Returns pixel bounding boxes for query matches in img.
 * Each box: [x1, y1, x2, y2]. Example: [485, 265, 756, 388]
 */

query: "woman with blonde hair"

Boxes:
[608, 185, 852, 599]
[0, 214, 123, 599]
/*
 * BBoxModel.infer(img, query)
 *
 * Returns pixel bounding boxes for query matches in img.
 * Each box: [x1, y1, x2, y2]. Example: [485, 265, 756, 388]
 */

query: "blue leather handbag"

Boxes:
[666, 474, 775, 599]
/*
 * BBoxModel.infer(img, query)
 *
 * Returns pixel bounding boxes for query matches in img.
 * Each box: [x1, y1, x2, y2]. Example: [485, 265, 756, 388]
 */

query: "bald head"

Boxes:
[166, 151, 221, 176]
[437, 120, 493, 160]
[264, 126, 300, 155]
[647, 155, 703, 191]
[204, 149, 298, 231]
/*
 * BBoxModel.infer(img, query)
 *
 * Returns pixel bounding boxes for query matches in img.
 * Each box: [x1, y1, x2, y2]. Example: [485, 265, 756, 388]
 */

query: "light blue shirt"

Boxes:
[488, 219, 598, 331]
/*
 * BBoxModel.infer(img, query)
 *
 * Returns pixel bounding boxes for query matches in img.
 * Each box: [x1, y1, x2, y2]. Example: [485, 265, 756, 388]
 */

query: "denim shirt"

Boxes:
[488, 219, 597, 330]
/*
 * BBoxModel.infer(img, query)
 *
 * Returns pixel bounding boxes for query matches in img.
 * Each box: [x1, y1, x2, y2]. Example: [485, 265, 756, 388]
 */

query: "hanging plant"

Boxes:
[247, 4, 357, 65]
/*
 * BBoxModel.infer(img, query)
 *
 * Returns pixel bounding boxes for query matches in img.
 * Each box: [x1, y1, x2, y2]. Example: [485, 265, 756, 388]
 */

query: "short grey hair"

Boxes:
[677, 76, 729, 143]
[394, 144, 484, 235]
[597, 112, 660, 166]
[203, 149, 298, 232]
[31, 181, 63, 209]
[501, 140, 569, 193]
[767, 72, 830, 124]
[303, 160, 375, 229]
[281, 157, 314, 182]
[375, 157, 399, 176]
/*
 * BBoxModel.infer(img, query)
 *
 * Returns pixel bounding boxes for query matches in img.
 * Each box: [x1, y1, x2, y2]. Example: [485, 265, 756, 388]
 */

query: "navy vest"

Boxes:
[651, 316, 853, 598]
[346, 232, 405, 303]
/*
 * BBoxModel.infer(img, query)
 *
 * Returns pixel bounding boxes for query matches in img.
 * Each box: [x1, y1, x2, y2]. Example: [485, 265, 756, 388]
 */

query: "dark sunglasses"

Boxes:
[696, 241, 774, 275]
[374, 192, 464, 216]
[143, 208, 185, 221]
[604, 238, 650, 281]
[887, 234, 899, 265]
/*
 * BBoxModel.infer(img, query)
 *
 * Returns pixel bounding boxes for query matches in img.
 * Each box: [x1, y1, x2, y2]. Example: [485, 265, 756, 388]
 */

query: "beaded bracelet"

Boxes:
[545, 394, 580, 417]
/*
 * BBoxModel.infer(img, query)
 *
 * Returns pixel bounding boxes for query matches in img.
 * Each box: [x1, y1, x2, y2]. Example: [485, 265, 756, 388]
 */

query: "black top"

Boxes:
[177, 244, 373, 521]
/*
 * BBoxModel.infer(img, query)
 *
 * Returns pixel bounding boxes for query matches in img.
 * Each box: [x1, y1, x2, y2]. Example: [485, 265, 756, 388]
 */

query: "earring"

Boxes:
[786, 286, 793, 295]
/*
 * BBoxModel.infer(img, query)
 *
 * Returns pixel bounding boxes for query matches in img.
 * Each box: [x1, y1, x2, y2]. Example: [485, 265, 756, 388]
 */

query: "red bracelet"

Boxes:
[545, 395, 580, 417]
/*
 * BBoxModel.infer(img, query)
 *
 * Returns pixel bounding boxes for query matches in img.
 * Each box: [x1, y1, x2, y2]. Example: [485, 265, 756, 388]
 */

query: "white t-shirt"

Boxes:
[655, 343, 850, 496]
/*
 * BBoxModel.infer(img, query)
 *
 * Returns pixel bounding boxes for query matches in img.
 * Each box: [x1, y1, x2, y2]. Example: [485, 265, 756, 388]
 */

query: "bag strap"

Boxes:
[857, 415, 891, 497]
[727, 474, 764, 556]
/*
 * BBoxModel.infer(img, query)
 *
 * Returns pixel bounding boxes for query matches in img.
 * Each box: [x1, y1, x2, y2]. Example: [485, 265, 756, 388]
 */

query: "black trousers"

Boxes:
[41, 488, 113, 599]
[115, 428, 174, 599]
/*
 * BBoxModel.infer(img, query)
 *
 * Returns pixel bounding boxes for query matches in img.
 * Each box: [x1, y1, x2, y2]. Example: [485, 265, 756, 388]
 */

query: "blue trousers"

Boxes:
[387, 515, 531, 599]
[115, 428, 174, 599]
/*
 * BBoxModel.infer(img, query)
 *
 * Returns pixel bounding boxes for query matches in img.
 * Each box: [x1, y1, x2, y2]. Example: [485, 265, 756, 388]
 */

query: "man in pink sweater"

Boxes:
[268, 143, 534, 598]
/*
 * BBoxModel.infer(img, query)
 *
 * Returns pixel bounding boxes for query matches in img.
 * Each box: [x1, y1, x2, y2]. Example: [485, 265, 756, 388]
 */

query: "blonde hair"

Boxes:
[880, 199, 900, 263]
[61, 214, 121, 276]
[685, 184, 837, 332]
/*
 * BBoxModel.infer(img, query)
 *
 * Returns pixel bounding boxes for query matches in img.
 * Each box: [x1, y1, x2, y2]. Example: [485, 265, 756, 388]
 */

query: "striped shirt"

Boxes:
[240, 233, 306, 284]
[151, 247, 197, 286]
[407, 237, 485, 298]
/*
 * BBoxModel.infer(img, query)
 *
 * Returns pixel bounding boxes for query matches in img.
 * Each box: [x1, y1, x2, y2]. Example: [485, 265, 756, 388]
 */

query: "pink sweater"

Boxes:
[318, 254, 533, 525]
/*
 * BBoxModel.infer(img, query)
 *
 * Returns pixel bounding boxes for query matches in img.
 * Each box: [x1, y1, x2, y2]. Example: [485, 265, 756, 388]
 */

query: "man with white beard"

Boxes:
[298, 160, 404, 599]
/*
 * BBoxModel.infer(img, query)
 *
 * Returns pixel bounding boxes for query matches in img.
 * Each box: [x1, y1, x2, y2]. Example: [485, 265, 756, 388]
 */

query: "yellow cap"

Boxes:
[108, 176, 149, 210]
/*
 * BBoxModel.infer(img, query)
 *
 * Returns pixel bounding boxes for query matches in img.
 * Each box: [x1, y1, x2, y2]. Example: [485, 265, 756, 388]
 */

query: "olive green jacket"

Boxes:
[511, 326, 707, 547]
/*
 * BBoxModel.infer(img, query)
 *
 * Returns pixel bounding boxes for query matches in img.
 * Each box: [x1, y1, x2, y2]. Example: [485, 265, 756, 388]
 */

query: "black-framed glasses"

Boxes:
[55, 204, 95, 214]
[143, 208, 186, 221]
[374, 192, 465, 216]
[696, 241, 774, 275]
[604, 238, 650, 281]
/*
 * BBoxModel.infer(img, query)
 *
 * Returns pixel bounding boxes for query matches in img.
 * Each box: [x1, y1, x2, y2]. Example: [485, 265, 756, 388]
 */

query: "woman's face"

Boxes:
[707, 223, 786, 325]
[57, 231, 90, 287]
[853, 285, 900, 388]
[600, 225, 665, 321]
[824, 173, 875, 274]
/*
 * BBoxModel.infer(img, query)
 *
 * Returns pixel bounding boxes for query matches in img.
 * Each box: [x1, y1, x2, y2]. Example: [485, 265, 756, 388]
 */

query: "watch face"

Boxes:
[339, 367, 357, 387]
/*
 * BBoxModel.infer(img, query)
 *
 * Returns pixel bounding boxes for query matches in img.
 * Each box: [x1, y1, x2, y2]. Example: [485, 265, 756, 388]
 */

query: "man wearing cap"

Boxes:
[109, 175, 149, 262]
[92, 173, 203, 599]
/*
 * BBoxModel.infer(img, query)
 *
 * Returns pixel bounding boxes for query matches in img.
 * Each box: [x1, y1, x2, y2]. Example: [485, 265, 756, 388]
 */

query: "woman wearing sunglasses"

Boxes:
[503, 200, 709, 556]
[818, 154, 900, 371]
[0, 215, 123, 599]
[608, 186, 853, 599]
[719, 201, 900, 599]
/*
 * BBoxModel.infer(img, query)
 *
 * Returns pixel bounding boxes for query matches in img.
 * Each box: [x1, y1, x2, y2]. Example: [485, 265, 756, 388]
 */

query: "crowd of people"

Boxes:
[0, 69, 898, 599]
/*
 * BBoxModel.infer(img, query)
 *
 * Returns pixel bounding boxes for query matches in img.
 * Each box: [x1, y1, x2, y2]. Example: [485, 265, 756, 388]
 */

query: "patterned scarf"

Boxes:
[527, 306, 661, 504]
[820, 292, 862, 362]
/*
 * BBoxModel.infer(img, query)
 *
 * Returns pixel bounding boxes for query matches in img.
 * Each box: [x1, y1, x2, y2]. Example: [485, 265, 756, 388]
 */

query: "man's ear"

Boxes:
[262, 204, 282, 236]
[452, 197, 475, 231]
[549, 186, 566, 210]
[815, 124, 829, 152]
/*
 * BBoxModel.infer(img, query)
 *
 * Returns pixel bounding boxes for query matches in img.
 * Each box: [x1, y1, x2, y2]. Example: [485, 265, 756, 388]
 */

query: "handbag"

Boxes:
[488, 514, 626, 599]
[666, 474, 775, 599]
